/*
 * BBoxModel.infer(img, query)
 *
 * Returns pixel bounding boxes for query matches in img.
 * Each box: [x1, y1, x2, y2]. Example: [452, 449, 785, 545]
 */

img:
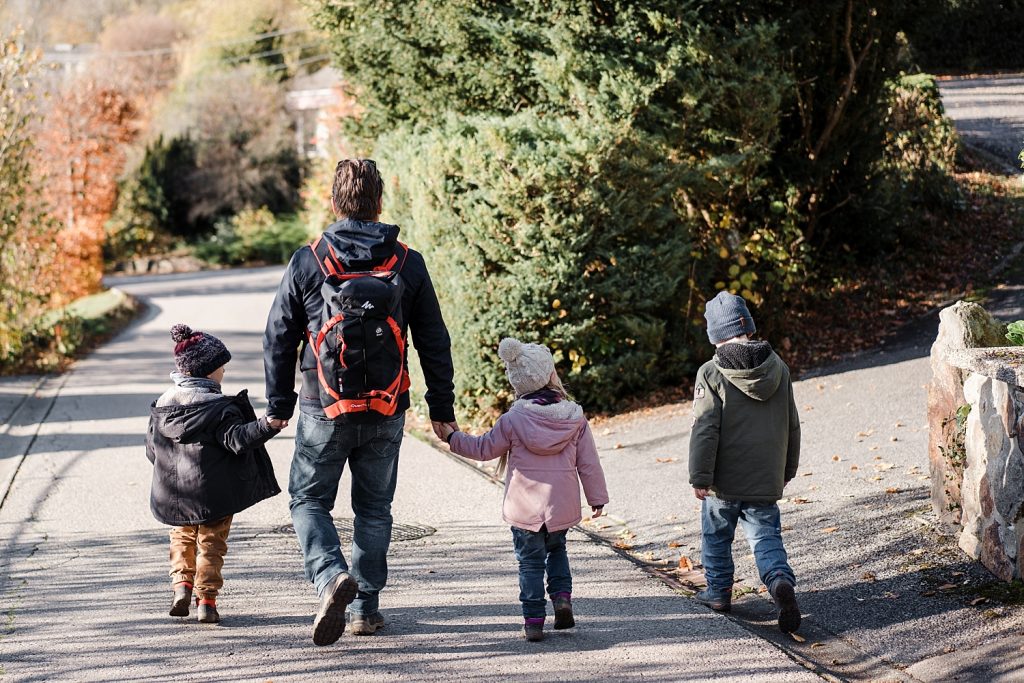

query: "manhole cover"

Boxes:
[273, 517, 435, 543]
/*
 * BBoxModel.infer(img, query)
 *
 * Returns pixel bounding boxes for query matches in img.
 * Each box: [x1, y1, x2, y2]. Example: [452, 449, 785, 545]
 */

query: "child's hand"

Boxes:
[693, 487, 711, 500]
[438, 422, 457, 442]
[591, 505, 604, 518]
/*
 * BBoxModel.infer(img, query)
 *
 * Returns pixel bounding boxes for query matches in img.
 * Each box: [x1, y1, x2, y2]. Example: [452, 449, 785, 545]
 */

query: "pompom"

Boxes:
[170, 324, 194, 343]
[498, 337, 523, 364]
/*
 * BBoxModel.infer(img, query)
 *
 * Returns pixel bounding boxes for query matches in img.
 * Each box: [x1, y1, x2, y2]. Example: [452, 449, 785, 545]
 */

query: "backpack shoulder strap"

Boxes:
[372, 241, 411, 274]
[309, 235, 345, 277]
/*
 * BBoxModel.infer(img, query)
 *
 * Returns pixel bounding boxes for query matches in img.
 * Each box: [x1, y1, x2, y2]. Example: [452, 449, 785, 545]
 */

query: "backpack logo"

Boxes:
[375, 326, 384, 337]
[361, 301, 374, 310]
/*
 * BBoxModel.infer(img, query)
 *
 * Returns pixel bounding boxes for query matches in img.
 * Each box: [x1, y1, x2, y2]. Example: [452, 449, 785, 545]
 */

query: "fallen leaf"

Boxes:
[668, 541, 683, 548]
[894, 421, 904, 428]
[970, 597, 989, 606]
[868, 446, 880, 451]
[782, 525, 794, 531]
[811, 642, 826, 649]
[870, 476, 883, 481]
[951, 571, 965, 577]
[885, 487, 902, 494]
[678, 556, 693, 570]
[613, 541, 634, 550]
[655, 457, 678, 464]
[790, 633, 806, 642]
[791, 497, 811, 504]
[861, 572, 877, 581]
[856, 429, 874, 438]
[832, 454, 842, 462]
[613, 443, 623, 450]
[890, 436, 899, 442]
[938, 583, 957, 590]
[920, 590, 936, 597]
[910, 549, 925, 556]
[821, 526, 839, 533]
[850, 465, 859, 471]
[801, 471, 813, 476]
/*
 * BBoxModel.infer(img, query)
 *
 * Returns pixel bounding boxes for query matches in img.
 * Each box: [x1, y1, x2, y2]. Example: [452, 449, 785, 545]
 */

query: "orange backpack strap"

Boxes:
[309, 235, 345, 277]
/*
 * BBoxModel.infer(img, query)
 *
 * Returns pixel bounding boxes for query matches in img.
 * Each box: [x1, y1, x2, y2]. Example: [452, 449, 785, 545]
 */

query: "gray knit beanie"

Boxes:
[704, 291, 756, 344]
[170, 324, 231, 377]
[498, 337, 555, 396]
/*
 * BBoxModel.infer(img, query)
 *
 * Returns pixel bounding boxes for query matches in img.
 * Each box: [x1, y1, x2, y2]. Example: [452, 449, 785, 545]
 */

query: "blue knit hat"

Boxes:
[704, 291, 756, 344]
[170, 324, 231, 377]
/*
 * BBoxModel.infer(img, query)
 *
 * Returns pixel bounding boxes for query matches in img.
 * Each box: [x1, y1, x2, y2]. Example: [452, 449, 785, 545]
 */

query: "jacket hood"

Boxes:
[714, 342, 784, 401]
[507, 400, 585, 455]
[324, 218, 400, 267]
[151, 391, 244, 442]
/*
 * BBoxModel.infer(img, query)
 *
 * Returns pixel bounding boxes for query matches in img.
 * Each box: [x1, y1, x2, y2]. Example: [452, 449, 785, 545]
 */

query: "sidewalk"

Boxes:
[0, 268, 815, 682]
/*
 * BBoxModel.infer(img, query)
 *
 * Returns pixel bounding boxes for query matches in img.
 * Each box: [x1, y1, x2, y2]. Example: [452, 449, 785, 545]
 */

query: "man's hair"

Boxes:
[331, 159, 383, 220]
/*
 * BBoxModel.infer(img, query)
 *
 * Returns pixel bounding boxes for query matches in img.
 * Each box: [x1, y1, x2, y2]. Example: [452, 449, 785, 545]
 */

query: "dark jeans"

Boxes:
[700, 496, 796, 599]
[511, 526, 571, 619]
[289, 411, 405, 616]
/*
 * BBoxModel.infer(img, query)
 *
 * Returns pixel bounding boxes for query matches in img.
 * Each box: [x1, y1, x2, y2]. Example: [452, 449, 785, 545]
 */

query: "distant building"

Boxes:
[286, 65, 345, 159]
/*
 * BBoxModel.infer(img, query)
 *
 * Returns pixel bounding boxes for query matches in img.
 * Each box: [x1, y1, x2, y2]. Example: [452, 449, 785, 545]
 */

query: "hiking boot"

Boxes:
[169, 582, 192, 617]
[196, 598, 220, 624]
[693, 589, 731, 612]
[523, 618, 545, 642]
[552, 593, 575, 630]
[770, 581, 801, 633]
[312, 572, 359, 646]
[348, 611, 385, 636]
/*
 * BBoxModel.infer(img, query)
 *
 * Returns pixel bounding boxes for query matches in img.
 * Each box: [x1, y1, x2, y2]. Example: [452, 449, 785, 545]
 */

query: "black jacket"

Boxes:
[263, 219, 456, 422]
[146, 390, 281, 526]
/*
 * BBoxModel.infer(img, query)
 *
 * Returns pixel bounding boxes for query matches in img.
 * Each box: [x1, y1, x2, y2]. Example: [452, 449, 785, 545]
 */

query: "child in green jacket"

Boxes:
[688, 291, 802, 633]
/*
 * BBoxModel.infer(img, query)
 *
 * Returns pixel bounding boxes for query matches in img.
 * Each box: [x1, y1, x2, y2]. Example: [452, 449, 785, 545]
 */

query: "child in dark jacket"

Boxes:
[688, 292, 802, 633]
[146, 324, 281, 624]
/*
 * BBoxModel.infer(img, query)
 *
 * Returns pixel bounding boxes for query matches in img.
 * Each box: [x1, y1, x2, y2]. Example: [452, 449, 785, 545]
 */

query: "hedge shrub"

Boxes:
[378, 112, 688, 416]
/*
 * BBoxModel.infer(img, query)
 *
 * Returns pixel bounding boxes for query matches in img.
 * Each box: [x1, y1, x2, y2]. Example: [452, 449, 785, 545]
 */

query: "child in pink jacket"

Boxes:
[439, 337, 609, 642]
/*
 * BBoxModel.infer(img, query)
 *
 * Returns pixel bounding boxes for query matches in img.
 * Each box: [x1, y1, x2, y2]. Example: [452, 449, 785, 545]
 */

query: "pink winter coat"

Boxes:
[448, 399, 609, 532]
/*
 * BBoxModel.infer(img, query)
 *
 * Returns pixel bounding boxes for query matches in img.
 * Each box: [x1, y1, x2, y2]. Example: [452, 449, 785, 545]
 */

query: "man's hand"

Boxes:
[432, 420, 459, 441]
[693, 487, 711, 501]
[591, 505, 604, 519]
[267, 417, 289, 430]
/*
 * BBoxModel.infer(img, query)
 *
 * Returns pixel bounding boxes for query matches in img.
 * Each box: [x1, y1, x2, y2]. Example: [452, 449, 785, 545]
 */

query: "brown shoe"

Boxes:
[552, 594, 575, 630]
[312, 572, 359, 646]
[523, 619, 544, 642]
[348, 611, 385, 635]
[169, 582, 192, 617]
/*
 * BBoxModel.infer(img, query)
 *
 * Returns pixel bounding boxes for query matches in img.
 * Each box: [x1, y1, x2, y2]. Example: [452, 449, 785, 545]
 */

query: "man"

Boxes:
[264, 159, 457, 646]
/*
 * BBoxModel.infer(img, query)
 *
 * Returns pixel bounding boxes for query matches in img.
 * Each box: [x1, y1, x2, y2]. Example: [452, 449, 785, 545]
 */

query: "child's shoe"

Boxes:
[693, 588, 731, 612]
[169, 582, 192, 617]
[523, 617, 545, 642]
[197, 597, 220, 624]
[551, 592, 575, 630]
[769, 580, 801, 633]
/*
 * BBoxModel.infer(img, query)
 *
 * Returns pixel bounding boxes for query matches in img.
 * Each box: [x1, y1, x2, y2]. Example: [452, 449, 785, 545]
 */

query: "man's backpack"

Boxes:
[307, 235, 410, 418]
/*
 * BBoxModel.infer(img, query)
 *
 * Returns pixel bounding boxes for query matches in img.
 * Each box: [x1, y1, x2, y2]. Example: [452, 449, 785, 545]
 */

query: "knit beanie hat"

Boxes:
[170, 324, 231, 377]
[498, 337, 555, 396]
[704, 291, 756, 344]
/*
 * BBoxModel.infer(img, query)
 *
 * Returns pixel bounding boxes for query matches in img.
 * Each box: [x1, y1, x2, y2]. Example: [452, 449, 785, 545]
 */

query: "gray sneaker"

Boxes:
[312, 572, 359, 646]
[693, 589, 731, 612]
[348, 611, 385, 636]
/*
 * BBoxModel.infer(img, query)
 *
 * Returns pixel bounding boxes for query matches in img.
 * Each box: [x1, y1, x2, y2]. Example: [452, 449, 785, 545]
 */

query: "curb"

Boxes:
[0, 373, 69, 510]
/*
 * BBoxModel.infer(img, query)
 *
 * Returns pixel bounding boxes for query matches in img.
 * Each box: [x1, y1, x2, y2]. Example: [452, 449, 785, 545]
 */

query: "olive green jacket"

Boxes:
[688, 348, 800, 502]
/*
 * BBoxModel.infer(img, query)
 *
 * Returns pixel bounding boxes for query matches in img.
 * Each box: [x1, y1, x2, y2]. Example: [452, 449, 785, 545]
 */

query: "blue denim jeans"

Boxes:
[289, 412, 405, 616]
[700, 496, 795, 599]
[511, 526, 571, 619]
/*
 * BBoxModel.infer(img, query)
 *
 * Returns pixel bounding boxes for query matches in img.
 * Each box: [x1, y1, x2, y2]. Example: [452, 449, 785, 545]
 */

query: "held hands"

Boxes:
[693, 487, 711, 501]
[432, 420, 459, 442]
[267, 416, 289, 430]
[591, 505, 604, 519]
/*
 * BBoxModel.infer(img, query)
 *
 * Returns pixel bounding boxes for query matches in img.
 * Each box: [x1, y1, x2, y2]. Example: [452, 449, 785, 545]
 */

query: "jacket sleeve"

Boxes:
[688, 366, 722, 489]
[785, 380, 801, 481]
[448, 415, 511, 461]
[407, 254, 456, 422]
[215, 406, 280, 456]
[575, 421, 609, 507]
[264, 251, 311, 420]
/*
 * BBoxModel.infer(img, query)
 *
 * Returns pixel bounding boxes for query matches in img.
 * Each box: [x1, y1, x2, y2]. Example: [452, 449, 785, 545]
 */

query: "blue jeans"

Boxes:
[289, 412, 405, 616]
[511, 526, 571, 619]
[700, 497, 795, 599]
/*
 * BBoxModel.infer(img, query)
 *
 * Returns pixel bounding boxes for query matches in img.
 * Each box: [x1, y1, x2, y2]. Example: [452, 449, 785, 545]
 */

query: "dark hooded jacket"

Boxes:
[146, 389, 281, 526]
[263, 218, 455, 423]
[688, 341, 800, 502]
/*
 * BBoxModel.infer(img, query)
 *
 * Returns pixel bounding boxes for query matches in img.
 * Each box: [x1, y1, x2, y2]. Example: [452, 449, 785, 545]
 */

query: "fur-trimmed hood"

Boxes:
[507, 400, 586, 455]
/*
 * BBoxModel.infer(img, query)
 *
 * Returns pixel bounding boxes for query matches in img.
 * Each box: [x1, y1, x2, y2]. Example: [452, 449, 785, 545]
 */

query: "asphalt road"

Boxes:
[938, 74, 1024, 173]
[0, 267, 816, 682]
